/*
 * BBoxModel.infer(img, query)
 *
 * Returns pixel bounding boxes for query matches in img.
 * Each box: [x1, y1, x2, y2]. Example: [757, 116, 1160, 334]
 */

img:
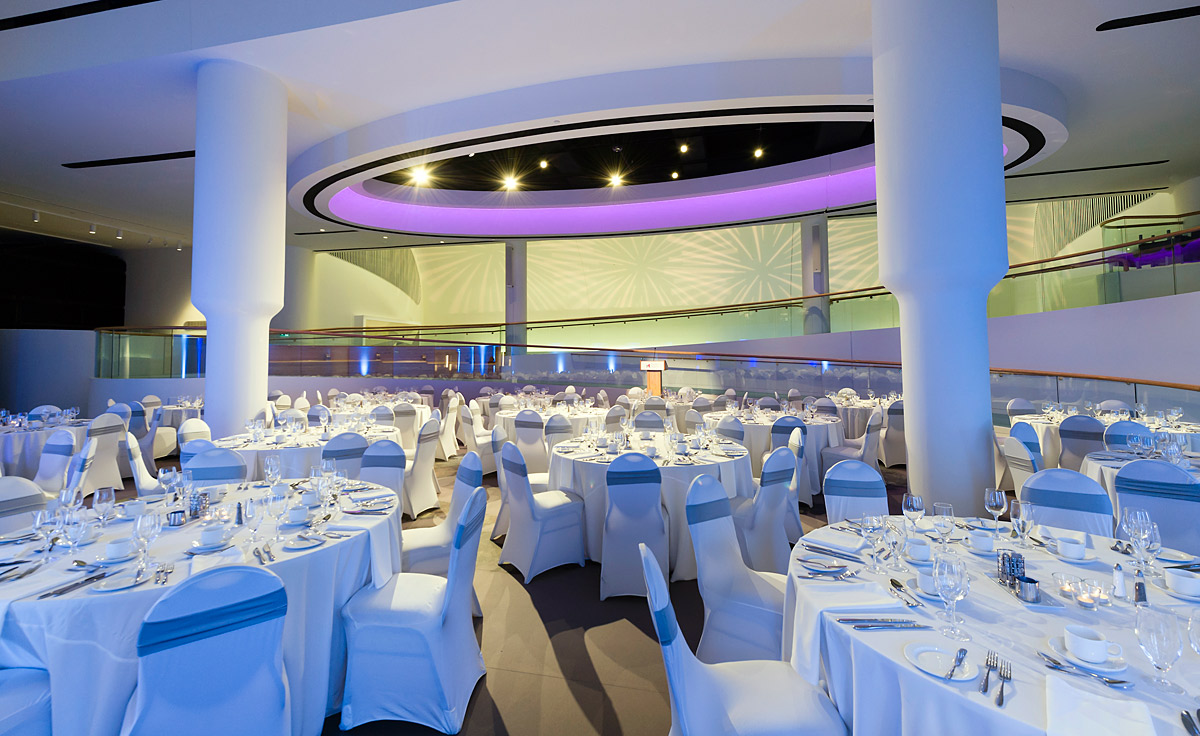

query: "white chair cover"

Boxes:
[435, 395, 460, 460]
[106, 403, 132, 430]
[787, 388, 805, 411]
[490, 427, 511, 539]
[634, 411, 666, 433]
[140, 406, 175, 469]
[595, 389, 610, 409]
[393, 403, 420, 453]
[127, 401, 150, 439]
[628, 387, 646, 401]
[484, 394, 504, 431]
[678, 386, 696, 402]
[497, 395, 517, 414]
[823, 459, 888, 525]
[402, 419, 442, 517]
[457, 405, 494, 475]
[84, 413, 126, 495]
[179, 439, 216, 467]
[32, 428, 76, 495]
[0, 477, 47, 536]
[756, 397, 781, 411]
[819, 409, 883, 481]
[252, 404, 275, 430]
[369, 405, 395, 428]
[1114, 459, 1200, 554]
[544, 414, 573, 452]
[715, 415, 745, 444]
[683, 409, 704, 434]
[601, 453, 669, 599]
[359, 440, 414, 517]
[692, 397, 712, 416]
[1022, 469, 1113, 536]
[307, 405, 332, 428]
[712, 396, 730, 412]
[880, 400, 906, 468]
[321, 432, 368, 479]
[177, 418, 212, 444]
[1098, 399, 1134, 414]
[498, 443, 586, 583]
[457, 400, 477, 447]
[605, 405, 627, 432]
[292, 395, 310, 412]
[1057, 415, 1106, 472]
[685, 474, 787, 663]
[730, 448, 792, 573]
[62, 439, 96, 504]
[784, 427, 806, 542]
[513, 410, 550, 474]
[1003, 436, 1040, 499]
[27, 404, 61, 423]
[637, 544, 846, 736]
[1104, 420, 1153, 451]
[1007, 398, 1036, 418]
[315, 390, 324, 407]
[1008, 421, 1044, 468]
[812, 397, 837, 416]
[340, 487, 487, 733]
[184, 448, 248, 487]
[122, 432, 163, 496]
[273, 394, 292, 410]
[615, 395, 632, 412]
[120, 566, 289, 736]
[644, 396, 668, 421]
[0, 667, 52, 736]
[767, 416, 805, 455]
[267, 390, 283, 403]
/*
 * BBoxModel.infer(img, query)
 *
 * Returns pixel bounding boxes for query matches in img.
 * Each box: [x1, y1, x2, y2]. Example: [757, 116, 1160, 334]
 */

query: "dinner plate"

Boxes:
[0, 532, 36, 545]
[1157, 547, 1194, 563]
[93, 551, 137, 565]
[797, 554, 848, 575]
[183, 543, 234, 556]
[903, 643, 978, 681]
[283, 536, 325, 551]
[89, 570, 153, 593]
[190, 532, 235, 553]
[902, 552, 934, 567]
[1047, 636, 1127, 674]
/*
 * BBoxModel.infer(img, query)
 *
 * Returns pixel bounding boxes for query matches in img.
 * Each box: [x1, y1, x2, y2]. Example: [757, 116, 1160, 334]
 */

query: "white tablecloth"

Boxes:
[547, 439, 753, 581]
[704, 412, 843, 503]
[1023, 415, 1200, 470]
[159, 406, 201, 429]
[0, 421, 90, 479]
[213, 427, 401, 480]
[836, 401, 887, 440]
[784, 520, 1196, 735]
[334, 401, 431, 428]
[1078, 452, 1200, 509]
[0, 481, 402, 736]
[494, 408, 607, 441]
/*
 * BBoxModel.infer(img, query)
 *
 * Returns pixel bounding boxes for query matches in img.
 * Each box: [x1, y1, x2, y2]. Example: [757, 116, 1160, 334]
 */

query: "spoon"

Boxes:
[944, 648, 967, 680]
[1037, 652, 1134, 688]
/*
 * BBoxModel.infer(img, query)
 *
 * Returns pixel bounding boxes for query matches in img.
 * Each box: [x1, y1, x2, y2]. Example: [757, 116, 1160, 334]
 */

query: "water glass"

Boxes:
[93, 486, 115, 528]
[264, 455, 282, 487]
[901, 493, 925, 534]
[883, 523, 908, 572]
[861, 514, 886, 574]
[1010, 500, 1035, 548]
[268, 493, 289, 543]
[244, 498, 264, 544]
[1136, 606, 1184, 693]
[932, 502, 955, 549]
[933, 554, 970, 641]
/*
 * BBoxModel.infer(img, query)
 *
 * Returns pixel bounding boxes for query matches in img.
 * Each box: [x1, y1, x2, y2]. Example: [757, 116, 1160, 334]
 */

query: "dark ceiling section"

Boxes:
[1096, 6, 1200, 31]
[0, 228, 125, 329]
[374, 121, 875, 192]
[0, 0, 161, 31]
[62, 150, 195, 169]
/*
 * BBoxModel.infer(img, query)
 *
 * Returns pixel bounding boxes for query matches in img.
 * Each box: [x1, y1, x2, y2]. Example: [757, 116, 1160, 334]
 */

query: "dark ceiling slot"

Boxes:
[1096, 6, 1200, 31]
[293, 230, 359, 236]
[0, 0, 162, 32]
[1006, 160, 1170, 179]
[1007, 187, 1168, 204]
[62, 150, 195, 169]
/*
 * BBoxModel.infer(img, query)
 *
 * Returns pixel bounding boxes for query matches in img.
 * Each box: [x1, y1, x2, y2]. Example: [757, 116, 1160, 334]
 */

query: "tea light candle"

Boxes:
[1053, 572, 1081, 599]
[1073, 580, 1098, 609]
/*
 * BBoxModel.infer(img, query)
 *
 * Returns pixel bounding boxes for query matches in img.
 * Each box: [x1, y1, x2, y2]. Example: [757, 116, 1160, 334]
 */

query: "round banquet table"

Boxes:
[835, 401, 886, 440]
[334, 401, 431, 428]
[784, 518, 1200, 736]
[212, 426, 401, 480]
[0, 420, 90, 479]
[703, 411, 843, 504]
[158, 405, 201, 429]
[0, 481, 402, 736]
[547, 436, 754, 581]
[494, 407, 607, 441]
[1078, 450, 1200, 506]
[1020, 414, 1200, 470]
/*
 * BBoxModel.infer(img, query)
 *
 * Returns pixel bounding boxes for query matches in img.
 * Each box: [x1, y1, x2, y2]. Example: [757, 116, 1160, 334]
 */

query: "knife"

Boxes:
[38, 571, 110, 599]
[800, 543, 863, 563]
[1182, 710, 1199, 736]
[890, 578, 925, 607]
[853, 623, 933, 631]
[836, 617, 915, 624]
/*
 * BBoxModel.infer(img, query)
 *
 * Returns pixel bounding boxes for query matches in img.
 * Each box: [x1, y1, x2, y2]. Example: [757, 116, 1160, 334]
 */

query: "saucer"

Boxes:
[93, 551, 137, 565]
[1153, 578, 1200, 603]
[1049, 548, 1099, 565]
[1048, 635, 1127, 674]
[279, 515, 313, 528]
[902, 552, 934, 567]
[1157, 547, 1194, 564]
[89, 570, 154, 593]
[960, 538, 997, 557]
[283, 536, 325, 551]
[190, 532, 235, 552]
[905, 577, 942, 601]
[797, 554, 848, 575]
[904, 643, 978, 681]
[184, 542, 234, 556]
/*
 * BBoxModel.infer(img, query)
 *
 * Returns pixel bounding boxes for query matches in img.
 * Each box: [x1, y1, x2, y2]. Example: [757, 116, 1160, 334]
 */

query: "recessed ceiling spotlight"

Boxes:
[383, 235, 388, 239]
[609, 173, 623, 187]
[671, 171, 679, 179]
[503, 175, 519, 190]
[116, 229, 123, 239]
[319, 228, 325, 232]
[539, 160, 548, 169]
[468, 152, 475, 157]
[32, 211, 40, 223]
[439, 240, 445, 243]
[754, 148, 763, 158]
[410, 167, 430, 186]
[679, 144, 688, 154]
[176, 240, 182, 251]
[89, 224, 97, 235]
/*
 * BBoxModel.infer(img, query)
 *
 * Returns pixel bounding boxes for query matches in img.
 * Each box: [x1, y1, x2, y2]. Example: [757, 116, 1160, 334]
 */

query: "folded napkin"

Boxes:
[788, 579, 904, 683]
[804, 535, 868, 555]
[189, 546, 245, 575]
[346, 490, 393, 503]
[1044, 675, 1153, 736]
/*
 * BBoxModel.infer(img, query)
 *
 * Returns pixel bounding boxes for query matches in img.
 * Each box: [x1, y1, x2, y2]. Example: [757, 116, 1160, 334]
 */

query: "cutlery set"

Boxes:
[153, 563, 174, 585]
[835, 617, 931, 631]
[977, 651, 1012, 706]
[799, 543, 862, 564]
[1182, 709, 1200, 735]
[1036, 651, 1133, 688]
[252, 543, 276, 565]
[889, 578, 923, 607]
[37, 570, 114, 599]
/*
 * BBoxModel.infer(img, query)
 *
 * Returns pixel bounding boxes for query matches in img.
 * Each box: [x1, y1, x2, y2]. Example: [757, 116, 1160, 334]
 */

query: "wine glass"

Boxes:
[1135, 402, 1147, 418]
[883, 522, 908, 573]
[268, 493, 289, 543]
[244, 497, 264, 545]
[1127, 434, 1143, 457]
[1136, 606, 1184, 693]
[64, 509, 93, 556]
[93, 486, 115, 529]
[983, 488, 1006, 540]
[264, 455, 281, 488]
[901, 493, 925, 535]
[933, 554, 970, 641]
[134, 513, 162, 572]
[861, 514, 887, 574]
[1010, 500, 1034, 548]
[932, 502, 955, 550]
[1122, 507, 1153, 572]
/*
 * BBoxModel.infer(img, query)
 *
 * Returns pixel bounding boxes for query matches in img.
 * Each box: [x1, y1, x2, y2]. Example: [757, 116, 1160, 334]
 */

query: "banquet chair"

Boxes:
[692, 397, 713, 417]
[346, 392, 365, 405]
[553, 391, 578, 406]
[127, 401, 150, 439]
[315, 390, 324, 407]
[756, 397, 781, 411]
[765, 416, 805, 463]
[1002, 436, 1040, 499]
[276, 408, 306, 426]
[292, 394, 310, 412]
[729, 448, 793, 573]
[479, 387, 495, 397]
[514, 409, 551, 475]
[715, 415, 744, 444]
[784, 428, 807, 541]
[435, 394, 460, 460]
[340, 487, 487, 733]
[252, 404, 275, 431]
[0, 667, 52, 735]
[120, 566, 289, 736]
[685, 474, 788, 663]
[122, 432, 164, 497]
[823, 460, 888, 525]
[359, 440, 415, 516]
[403, 419, 442, 516]
[637, 544, 846, 736]
[179, 439, 216, 467]
[141, 406, 176, 466]
[322, 432, 369, 479]
[106, 402, 133, 430]
[326, 388, 340, 403]
[457, 405, 495, 475]
[458, 400, 479, 447]
[544, 414, 573, 452]
[273, 394, 292, 411]
[0, 477, 47, 535]
[1114, 459, 1200, 554]
[419, 386, 437, 407]
[485, 393, 505, 430]
[605, 405, 628, 432]
[628, 387, 646, 401]
[370, 405, 395, 428]
[1006, 398, 1037, 419]
[601, 453, 669, 599]
[1103, 420, 1153, 451]
[267, 390, 284, 403]
[1098, 399, 1134, 414]
[615, 395, 633, 412]
[812, 397, 838, 416]
[61, 439, 97, 505]
[678, 386, 696, 402]
[394, 403, 420, 454]
[402, 453, 484, 616]
[1057, 415, 1106, 472]
[498, 394, 517, 413]
[307, 404, 332, 429]
[712, 396, 730, 412]
[879, 400, 906, 467]
[84, 413, 127, 494]
[32, 428, 76, 495]
[490, 427, 513, 539]
[595, 389, 610, 409]
[787, 388, 805, 411]
[684, 409, 704, 434]
[1022, 469, 1113, 536]
[634, 411, 666, 433]
[819, 409, 883, 480]
[440, 388, 454, 417]
[178, 418, 212, 445]
[644, 396, 669, 421]
[27, 404, 60, 423]
[521, 385, 536, 395]
[498, 443, 586, 583]
[184, 448, 247, 487]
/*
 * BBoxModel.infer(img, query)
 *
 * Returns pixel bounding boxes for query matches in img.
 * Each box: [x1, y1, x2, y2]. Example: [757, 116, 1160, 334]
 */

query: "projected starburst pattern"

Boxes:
[410, 243, 506, 323]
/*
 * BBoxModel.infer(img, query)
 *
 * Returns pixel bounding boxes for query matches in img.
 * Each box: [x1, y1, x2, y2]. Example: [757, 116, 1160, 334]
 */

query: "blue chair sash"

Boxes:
[760, 468, 794, 486]
[43, 444, 73, 456]
[1024, 487, 1112, 514]
[189, 465, 244, 481]
[608, 469, 661, 486]
[419, 431, 439, 443]
[453, 510, 487, 549]
[323, 446, 366, 461]
[887, 405, 904, 416]
[88, 424, 123, 437]
[824, 478, 885, 497]
[717, 428, 744, 442]
[1059, 429, 1103, 442]
[137, 587, 287, 657]
[131, 408, 145, 417]
[652, 603, 678, 646]
[502, 458, 527, 477]
[395, 405, 416, 416]
[686, 497, 731, 524]
[514, 419, 543, 429]
[457, 466, 484, 488]
[0, 497, 43, 515]
[361, 454, 404, 469]
[1115, 477, 1200, 502]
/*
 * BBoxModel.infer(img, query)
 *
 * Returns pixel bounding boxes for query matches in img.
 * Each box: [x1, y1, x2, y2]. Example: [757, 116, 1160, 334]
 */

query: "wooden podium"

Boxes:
[640, 359, 666, 397]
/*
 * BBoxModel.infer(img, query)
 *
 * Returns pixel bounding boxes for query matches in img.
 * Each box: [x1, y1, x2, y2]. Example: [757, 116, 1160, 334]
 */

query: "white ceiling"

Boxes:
[0, 0, 1196, 251]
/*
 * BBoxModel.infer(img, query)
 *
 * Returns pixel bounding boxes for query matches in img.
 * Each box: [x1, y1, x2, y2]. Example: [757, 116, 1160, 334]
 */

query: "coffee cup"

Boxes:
[606, 443, 619, 455]
[676, 442, 688, 455]
[1057, 537, 1087, 560]
[105, 538, 133, 558]
[906, 537, 931, 561]
[596, 436, 608, 448]
[1064, 625, 1121, 664]
[122, 499, 146, 517]
[689, 438, 701, 449]
[1165, 568, 1200, 596]
[274, 434, 286, 444]
[641, 430, 652, 440]
[968, 529, 994, 552]
[299, 490, 319, 506]
[644, 445, 658, 457]
[199, 524, 226, 545]
[917, 570, 937, 595]
[287, 506, 309, 523]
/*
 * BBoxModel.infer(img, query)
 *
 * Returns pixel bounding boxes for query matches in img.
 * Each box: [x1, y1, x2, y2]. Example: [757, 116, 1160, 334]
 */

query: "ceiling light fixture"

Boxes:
[319, 228, 325, 232]
[115, 229, 123, 239]
[32, 211, 40, 223]
[754, 148, 764, 158]
[503, 175, 519, 190]
[410, 167, 430, 186]
[679, 144, 688, 153]
[176, 240, 182, 251]
[382, 235, 388, 239]
[671, 172, 679, 179]
[539, 160, 548, 169]
[89, 224, 97, 235]
[468, 152, 475, 157]
[146, 236, 153, 246]
[609, 173, 623, 187]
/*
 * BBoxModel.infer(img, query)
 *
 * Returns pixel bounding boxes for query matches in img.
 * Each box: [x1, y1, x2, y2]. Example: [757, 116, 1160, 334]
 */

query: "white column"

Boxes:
[272, 245, 318, 331]
[191, 60, 287, 438]
[799, 214, 830, 334]
[872, 0, 1008, 513]
[505, 240, 528, 356]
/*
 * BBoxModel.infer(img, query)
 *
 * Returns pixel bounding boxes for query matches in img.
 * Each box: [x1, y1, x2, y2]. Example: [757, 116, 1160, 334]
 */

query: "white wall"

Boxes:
[122, 247, 204, 326]
[272, 249, 422, 330]
[0, 329, 95, 412]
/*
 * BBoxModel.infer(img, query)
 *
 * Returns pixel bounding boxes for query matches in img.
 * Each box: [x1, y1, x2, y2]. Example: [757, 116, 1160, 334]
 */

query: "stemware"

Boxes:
[1010, 500, 1035, 548]
[883, 522, 908, 573]
[861, 514, 887, 574]
[1136, 606, 1184, 693]
[933, 554, 971, 641]
[901, 493, 925, 535]
[1122, 507, 1153, 573]
[64, 509, 92, 556]
[244, 497, 264, 545]
[1127, 434, 1144, 457]
[932, 502, 955, 549]
[93, 486, 115, 528]
[983, 488, 1006, 539]
[268, 493, 289, 543]
[134, 512, 163, 570]
[264, 455, 282, 488]
[1135, 402, 1147, 418]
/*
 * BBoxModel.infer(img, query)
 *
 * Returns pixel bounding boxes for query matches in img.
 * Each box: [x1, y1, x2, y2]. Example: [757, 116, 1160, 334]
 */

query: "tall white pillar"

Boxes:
[505, 240, 528, 355]
[191, 60, 287, 438]
[872, 0, 1008, 513]
[799, 214, 830, 334]
[272, 245, 318, 331]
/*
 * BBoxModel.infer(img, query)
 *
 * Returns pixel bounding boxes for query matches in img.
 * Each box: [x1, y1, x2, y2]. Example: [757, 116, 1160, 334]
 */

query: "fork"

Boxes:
[979, 651, 998, 694]
[995, 660, 1011, 706]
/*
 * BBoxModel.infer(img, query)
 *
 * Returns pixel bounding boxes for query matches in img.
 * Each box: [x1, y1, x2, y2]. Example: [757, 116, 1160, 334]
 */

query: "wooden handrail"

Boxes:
[1100, 209, 1200, 228]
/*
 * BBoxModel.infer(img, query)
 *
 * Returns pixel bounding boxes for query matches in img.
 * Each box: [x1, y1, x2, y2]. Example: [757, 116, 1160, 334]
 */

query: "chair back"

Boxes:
[178, 418, 212, 444]
[252, 404, 275, 429]
[1008, 421, 1044, 467]
[498, 395, 518, 413]
[33, 428, 77, 494]
[105, 402, 132, 429]
[683, 409, 704, 434]
[1003, 436, 1040, 498]
[595, 389, 610, 409]
[141, 395, 163, 411]
[1022, 469, 1113, 535]
[685, 474, 747, 603]
[491, 427, 509, 499]
[267, 390, 283, 402]
[125, 401, 150, 438]
[307, 405, 331, 428]
[1098, 399, 1133, 414]
[441, 486, 488, 622]
[714, 415, 745, 444]
[633, 411, 665, 433]
[364, 404, 392, 427]
[751, 448, 795, 571]
[501, 443, 538, 521]
[522, 385, 537, 394]
[812, 397, 837, 416]
[628, 387, 645, 401]
[123, 431, 161, 496]
[757, 397, 781, 411]
[1113, 459, 1200, 554]
[322, 432, 369, 478]
[606, 453, 664, 527]
[273, 394, 292, 410]
[1057, 415, 1105, 471]
[1007, 398, 1036, 418]
[544, 414, 573, 451]
[184, 448, 248, 487]
[28, 404, 61, 423]
[458, 405, 482, 455]
[86, 412, 127, 493]
[616, 395, 632, 411]
[292, 395, 310, 411]
[277, 408, 306, 425]
[823, 459, 888, 524]
[769, 416, 806, 454]
[886, 400, 905, 435]
[1103, 420, 1153, 451]
[179, 439, 216, 466]
[359, 440, 405, 497]
[63, 439, 97, 500]
[787, 388, 804, 410]
[691, 397, 712, 415]
[711, 396, 728, 412]
[127, 566, 289, 735]
[393, 402, 420, 450]
[0, 477, 47, 525]
[605, 405, 628, 432]
[513, 410, 549, 473]
[644, 397, 668, 420]
[678, 386, 696, 402]
[410, 418, 441, 486]
[858, 410, 885, 468]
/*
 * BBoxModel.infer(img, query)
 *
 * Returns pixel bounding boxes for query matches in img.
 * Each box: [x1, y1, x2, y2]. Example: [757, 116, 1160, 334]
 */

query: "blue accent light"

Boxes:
[180, 335, 187, 379]
[821, 361, 829, 374]
[556, 353, 566, 374]
[359, 350, 369, 376]
[748, 358, 758, 367]
[607, 353, 617, 373]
